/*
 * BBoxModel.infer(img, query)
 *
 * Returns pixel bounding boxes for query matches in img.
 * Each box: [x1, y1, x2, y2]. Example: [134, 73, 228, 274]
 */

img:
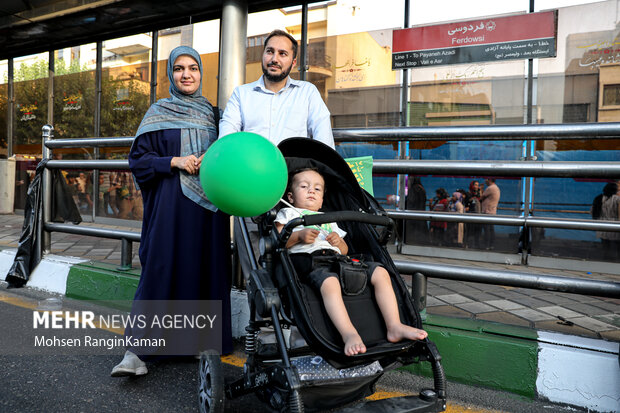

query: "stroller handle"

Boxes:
[282, 211, 393, 236]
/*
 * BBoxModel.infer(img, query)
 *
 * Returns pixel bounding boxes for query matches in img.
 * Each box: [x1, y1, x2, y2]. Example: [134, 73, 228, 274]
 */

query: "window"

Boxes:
[101, 34, 151, 138]
[246, 34, 268, 63]
[53, 45, 96, 140]
[602, 84, 620, 106]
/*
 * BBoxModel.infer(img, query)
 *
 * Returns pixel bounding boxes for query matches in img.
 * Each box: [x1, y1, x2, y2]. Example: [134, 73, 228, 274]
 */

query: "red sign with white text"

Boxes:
[392, 11, 557, 69]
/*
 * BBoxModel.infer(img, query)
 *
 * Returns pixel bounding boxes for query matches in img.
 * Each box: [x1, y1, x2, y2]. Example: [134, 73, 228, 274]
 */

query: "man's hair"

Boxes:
[264, 29, 298, 59]
[603, 182, 618, 197]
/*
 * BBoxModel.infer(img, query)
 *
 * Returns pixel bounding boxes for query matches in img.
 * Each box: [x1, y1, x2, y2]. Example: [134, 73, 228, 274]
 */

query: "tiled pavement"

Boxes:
[1, 212, 618, 342]
[0, 213, 142, 268]
[391, 252, 620, 342]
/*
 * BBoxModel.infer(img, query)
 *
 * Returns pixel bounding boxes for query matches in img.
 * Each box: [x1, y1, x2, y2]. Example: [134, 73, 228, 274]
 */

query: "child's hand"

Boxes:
[326, 232, 348, 255]
[298, 228, 320, 244]
[325, 232, 342, 246]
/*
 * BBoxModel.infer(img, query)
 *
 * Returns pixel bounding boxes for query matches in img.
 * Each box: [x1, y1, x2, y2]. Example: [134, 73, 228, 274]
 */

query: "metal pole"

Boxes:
[95, 41, 102, 138]
[93, 42, 103, 222]
[371, 159, 620, 178]
[401, 0, 410, 128]
[118, 238, 133, 271]
[46, 159, 130, 170]
[397, 0, 411, 253]
[388, 210, 620, 232]
[150, 31, 159, 105]
[7, 58, 13, 157]
[48, 51, 54, 126]
[332, 122, 620, 140]
[45, 137, 135, 148]
[92, 157, 99, 221]
[395, 260, 620, 299]
[217, 0, 247, 108]
[522, 0, 536, 265]
[299, 2, 308, 81]
[45, 222, 140, 241]
[42, 125, 53, 254]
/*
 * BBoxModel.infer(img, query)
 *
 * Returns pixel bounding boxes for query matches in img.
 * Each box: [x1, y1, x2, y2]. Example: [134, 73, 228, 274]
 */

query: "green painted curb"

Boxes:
[63, 264, 541, 398]
[404, 314, 538, 398]
[65, 261, 140, 302]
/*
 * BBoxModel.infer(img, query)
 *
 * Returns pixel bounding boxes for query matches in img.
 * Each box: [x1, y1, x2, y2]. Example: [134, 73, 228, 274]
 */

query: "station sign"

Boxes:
[392, 10, 557, 69]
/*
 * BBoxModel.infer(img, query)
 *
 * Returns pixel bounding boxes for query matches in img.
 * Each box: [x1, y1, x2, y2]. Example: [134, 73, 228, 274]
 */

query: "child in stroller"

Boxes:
[198, 138, 445, 413]
[275, 167, 428, 356]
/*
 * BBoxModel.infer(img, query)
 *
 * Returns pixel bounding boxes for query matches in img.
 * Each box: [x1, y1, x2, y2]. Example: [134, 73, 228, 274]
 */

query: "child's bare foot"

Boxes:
[343, 332, 366, 356]
[386, 323, 428, 343]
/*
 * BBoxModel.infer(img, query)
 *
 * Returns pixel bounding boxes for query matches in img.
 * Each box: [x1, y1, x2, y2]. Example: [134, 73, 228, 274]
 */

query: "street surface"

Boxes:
[0, 285, 587, 413]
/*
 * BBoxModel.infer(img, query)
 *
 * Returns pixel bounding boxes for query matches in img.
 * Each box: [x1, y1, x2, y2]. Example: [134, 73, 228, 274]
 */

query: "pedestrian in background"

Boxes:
[480, 178, 500, 250]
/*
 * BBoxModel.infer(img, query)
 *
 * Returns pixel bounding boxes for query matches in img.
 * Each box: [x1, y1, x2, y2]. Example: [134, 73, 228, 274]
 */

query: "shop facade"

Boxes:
[0, 0, 618, 263]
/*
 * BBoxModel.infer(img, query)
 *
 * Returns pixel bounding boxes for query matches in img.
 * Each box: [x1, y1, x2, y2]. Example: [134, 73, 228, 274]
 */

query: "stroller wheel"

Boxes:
[198, 350, 225, 413]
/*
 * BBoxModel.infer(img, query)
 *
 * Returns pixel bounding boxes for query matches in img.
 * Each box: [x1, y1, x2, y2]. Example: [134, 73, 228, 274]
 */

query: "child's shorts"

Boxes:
[289, 250, 383, 292]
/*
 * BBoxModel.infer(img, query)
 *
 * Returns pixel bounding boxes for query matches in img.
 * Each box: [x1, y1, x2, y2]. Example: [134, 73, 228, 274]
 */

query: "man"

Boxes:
[480, 178, 500, 249]
[219, 29, 334, 148]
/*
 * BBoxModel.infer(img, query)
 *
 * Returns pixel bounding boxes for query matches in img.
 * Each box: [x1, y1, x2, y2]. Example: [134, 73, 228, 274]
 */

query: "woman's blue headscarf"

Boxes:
[134, 46, 217, 211]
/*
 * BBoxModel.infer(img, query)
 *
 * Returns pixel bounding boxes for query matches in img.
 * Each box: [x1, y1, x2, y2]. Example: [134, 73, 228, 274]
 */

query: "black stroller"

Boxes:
[198, 138, 446, 412]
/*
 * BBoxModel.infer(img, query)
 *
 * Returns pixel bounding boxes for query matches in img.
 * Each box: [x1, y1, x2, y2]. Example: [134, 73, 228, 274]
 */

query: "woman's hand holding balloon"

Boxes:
[172, 155, 200, 175]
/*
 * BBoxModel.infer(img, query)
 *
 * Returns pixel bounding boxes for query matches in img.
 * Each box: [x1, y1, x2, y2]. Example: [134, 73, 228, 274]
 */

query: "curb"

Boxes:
[2, 250, 618, 412]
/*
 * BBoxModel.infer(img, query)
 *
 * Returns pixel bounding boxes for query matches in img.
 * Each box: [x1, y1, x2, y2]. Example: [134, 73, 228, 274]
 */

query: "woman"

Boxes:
[596, 182, 620, 261]
[429, 188, 449, 246]
[405, 176, 429, 244]
[465, 180, 482, 249]
[111, 46, 232, 377]
[449, 191, 465, 247]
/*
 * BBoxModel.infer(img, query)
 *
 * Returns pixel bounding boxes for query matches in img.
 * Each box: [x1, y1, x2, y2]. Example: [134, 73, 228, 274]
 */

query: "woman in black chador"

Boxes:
[405, 176, 429, 244]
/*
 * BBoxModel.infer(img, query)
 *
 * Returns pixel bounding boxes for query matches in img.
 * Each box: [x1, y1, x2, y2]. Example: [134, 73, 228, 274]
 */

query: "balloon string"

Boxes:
[279, 198, 329, 237]
[280, 198, 303, 215]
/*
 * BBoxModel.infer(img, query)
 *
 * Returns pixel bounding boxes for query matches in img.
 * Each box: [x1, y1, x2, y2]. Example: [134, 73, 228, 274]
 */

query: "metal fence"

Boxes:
[38, 123, 620, 299]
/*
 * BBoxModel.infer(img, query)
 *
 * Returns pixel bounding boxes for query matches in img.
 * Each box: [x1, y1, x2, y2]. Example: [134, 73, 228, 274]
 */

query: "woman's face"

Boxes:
[472, 181, 479, 190]
[172, 55, 201, 95]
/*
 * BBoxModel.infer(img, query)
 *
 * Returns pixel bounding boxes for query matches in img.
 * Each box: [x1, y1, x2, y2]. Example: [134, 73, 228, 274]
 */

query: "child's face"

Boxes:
[287, 170, 325, 212]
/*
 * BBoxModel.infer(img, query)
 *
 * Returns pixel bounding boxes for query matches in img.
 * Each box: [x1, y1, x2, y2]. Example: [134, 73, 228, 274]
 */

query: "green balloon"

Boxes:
[200, 132, 287, 217]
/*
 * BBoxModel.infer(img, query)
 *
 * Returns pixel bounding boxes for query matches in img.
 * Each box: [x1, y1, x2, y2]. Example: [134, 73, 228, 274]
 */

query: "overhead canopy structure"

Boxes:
[0, 0, 301, 60]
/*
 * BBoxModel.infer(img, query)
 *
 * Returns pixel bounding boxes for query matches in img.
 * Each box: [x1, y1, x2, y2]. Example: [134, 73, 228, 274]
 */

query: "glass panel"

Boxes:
[101, 33, 152, 138]
[13, 53, 48, 210]
[288, 1, 405, 207]
[53, 44, 96, 139]
[51, 45, 97, 217]
[534, 0, 620, 263]
[14, 53, 48, 155]
[405, 46, 526, 251]
[99, 34, 151, 221]
[411, 0, 527, 24]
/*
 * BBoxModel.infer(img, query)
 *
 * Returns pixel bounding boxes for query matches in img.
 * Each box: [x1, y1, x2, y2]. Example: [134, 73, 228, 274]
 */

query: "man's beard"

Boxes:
[262, 62, 292, 83]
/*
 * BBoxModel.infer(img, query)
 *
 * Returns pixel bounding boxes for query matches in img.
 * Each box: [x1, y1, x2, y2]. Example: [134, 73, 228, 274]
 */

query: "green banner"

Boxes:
[345, 156, 373, 196]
